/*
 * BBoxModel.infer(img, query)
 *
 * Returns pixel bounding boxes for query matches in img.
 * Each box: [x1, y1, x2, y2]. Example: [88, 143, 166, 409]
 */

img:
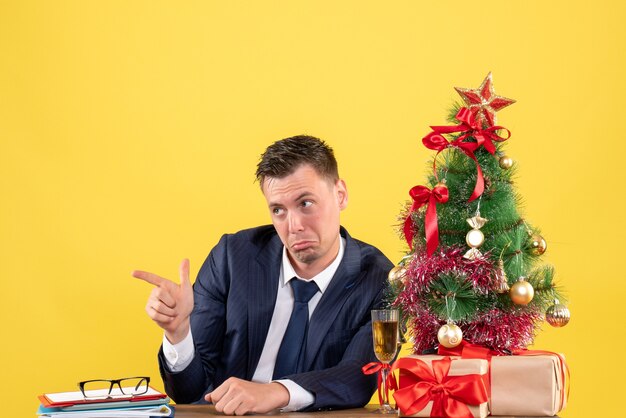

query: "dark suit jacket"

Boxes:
[158, 225, 393, 411]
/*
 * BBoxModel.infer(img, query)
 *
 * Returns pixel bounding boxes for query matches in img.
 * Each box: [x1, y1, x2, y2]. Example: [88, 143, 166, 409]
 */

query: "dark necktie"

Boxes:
[272, 278, 319, 379]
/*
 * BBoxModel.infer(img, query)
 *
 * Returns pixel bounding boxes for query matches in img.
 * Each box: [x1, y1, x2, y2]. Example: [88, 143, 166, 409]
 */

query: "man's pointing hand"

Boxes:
[133, 259, 194, 344]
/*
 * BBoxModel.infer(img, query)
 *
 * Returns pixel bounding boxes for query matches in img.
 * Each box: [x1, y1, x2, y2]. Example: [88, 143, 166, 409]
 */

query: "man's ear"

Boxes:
[336, 179, 348, 210]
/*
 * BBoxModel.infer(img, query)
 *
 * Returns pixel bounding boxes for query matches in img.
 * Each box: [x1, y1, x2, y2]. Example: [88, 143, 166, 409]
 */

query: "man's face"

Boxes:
[262, 164, 348, 276]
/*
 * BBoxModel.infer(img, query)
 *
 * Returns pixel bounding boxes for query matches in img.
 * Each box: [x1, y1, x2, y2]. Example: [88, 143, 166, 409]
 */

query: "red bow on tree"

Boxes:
[392, 356, 488, 418]
[403, 184, 449, 256]
[422, 107, 511, 202]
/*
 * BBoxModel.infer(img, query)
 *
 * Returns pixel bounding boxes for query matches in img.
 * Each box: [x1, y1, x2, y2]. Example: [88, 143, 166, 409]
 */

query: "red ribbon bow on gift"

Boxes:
[362, 362, 398, 406]
[422, 107, 511, 202]
[403, 184, 449, 255]
[391, 356, 488, 418]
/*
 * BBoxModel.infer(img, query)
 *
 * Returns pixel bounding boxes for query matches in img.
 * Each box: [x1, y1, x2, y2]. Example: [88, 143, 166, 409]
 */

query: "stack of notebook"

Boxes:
[37, 386, 172, 417]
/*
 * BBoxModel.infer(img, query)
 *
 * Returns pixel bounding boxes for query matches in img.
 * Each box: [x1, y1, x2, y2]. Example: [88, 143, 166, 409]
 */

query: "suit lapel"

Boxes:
[246, 233, 282, 379]
[304, 228, 362, 370]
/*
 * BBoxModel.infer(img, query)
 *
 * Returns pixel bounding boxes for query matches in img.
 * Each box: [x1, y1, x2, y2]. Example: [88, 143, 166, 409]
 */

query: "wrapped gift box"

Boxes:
[490, 353, 567, 416]
[394, 355, 489, 418]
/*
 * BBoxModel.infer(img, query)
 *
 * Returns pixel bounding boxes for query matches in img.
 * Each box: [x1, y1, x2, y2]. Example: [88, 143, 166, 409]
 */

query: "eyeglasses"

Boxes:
[78, 376, 150, 400]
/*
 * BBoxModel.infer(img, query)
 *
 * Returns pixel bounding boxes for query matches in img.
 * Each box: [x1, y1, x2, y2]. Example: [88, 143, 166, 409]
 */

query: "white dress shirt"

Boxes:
[162, 236, 345, 411]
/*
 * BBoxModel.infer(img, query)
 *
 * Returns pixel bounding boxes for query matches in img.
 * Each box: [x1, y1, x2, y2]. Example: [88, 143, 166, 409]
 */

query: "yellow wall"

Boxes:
[1, 1, 623, 416]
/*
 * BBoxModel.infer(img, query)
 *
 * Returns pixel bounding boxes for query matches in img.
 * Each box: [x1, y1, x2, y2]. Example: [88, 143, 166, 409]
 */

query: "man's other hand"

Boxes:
[132, 259, 194, 344]
[205, 378, 290, 415]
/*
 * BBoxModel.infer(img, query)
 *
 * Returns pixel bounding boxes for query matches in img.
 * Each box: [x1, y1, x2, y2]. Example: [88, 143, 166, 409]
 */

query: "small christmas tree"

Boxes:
[392, 73, 570, 354]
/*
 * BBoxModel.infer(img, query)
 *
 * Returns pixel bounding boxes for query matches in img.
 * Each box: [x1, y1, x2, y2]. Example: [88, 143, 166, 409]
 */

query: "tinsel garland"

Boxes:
[393, 245, 542, 353]
[404, 246, 498, 294]
[464, 308, 542, 352]
[402, 305, 541, 354]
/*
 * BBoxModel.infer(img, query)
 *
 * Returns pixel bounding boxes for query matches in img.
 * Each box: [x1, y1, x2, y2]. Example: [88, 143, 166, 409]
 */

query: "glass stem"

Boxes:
[380, 367, 389, 406]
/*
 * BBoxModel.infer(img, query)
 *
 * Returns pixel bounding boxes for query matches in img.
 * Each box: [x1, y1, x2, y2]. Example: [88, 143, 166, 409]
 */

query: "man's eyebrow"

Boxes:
[268, 192, 315, 208]
[294, 192, 314, 201]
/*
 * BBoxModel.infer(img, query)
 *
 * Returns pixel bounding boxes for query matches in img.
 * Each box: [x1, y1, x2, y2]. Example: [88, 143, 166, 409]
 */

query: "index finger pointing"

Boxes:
[132, 270, 167, 287]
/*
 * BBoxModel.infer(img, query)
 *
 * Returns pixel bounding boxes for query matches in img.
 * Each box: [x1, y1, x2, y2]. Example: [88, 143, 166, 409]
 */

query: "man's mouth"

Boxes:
[291, 240, 315, 251]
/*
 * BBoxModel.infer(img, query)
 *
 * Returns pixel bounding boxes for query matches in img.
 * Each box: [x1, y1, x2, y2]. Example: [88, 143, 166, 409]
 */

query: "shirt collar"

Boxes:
[280, 235, 345, 294]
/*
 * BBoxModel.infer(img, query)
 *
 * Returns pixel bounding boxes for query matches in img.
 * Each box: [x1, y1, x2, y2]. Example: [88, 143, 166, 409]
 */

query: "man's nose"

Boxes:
[287, 212, 304, 233]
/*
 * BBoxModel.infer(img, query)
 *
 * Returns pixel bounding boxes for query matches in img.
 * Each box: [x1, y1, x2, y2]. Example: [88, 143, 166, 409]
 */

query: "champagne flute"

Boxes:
[371, 309, 399, 414]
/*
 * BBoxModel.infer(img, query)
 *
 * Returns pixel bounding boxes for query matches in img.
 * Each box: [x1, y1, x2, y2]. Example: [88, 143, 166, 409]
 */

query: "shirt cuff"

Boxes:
[162, 329, 195, 372]
[275, 379, 315, 411]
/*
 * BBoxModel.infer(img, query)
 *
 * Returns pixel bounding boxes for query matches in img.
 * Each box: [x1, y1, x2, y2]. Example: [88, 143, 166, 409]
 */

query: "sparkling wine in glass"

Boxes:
[371, 309, 399, 414]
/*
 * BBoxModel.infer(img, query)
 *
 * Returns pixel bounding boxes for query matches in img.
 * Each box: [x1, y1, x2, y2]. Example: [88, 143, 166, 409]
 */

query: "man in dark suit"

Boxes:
[134, 135, 393, 415]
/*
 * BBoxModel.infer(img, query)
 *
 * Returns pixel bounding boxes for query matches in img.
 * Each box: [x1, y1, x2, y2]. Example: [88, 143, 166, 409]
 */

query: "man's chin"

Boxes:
[291, 248, 319, 264]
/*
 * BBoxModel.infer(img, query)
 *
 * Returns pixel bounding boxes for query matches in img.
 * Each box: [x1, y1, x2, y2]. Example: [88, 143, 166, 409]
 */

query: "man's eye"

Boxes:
[272, 207, 284, 215]
[301, 200, 313, 208]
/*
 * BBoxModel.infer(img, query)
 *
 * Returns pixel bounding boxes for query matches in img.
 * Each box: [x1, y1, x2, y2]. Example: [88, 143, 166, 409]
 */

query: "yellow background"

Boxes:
[1, 1, 624, 416]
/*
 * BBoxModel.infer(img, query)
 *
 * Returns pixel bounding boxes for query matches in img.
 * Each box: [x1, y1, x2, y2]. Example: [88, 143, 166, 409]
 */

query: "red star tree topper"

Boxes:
[454, 72, 516, 127]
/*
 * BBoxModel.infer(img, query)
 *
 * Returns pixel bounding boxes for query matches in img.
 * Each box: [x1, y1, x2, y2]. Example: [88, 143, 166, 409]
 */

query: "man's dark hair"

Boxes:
[255, 135, 339, 188]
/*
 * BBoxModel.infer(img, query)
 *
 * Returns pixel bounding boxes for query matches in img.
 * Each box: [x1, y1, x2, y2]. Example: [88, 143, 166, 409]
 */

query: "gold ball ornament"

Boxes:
[510, 277, 534, 305]
[546, 300, 571, 327]
[437, 323, 463, 348]
[388, 265, 407, 284]
[529, 234, 547, 255]
[499, 155, 513, 169]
